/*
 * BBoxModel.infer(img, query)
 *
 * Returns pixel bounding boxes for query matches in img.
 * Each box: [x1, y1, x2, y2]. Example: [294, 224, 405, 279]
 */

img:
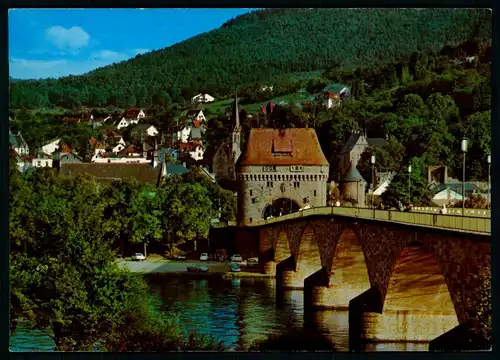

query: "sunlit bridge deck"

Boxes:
[244, 207, 491, 235]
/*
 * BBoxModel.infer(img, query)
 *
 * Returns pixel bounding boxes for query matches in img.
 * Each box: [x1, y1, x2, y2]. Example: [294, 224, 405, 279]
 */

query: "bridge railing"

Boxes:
[411, 206, 490, 218]
[249, 206, 491, 234]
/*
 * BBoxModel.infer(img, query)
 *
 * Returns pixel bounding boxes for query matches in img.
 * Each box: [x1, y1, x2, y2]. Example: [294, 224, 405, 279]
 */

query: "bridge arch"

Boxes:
[327, 228, 371, 308]
[372, 243, 459, 345]
[286, 224, 322, 289]
[263, 198, 301, 219]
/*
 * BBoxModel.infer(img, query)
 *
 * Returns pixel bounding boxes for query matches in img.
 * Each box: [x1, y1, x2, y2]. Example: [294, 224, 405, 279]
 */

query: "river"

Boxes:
[10, 276, 428, 351]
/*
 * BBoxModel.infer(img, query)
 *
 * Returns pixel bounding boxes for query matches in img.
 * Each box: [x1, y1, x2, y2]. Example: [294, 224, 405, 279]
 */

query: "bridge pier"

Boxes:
[429, 320, 491, 351]
[259, 248, 276, 275]
[348, 287, 460, 350]
[276, 256, 304, 289]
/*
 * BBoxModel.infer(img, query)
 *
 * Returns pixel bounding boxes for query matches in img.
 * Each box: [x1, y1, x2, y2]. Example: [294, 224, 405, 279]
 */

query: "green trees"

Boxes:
[9, 166, 232, 351]
[9, 8, 491, 108]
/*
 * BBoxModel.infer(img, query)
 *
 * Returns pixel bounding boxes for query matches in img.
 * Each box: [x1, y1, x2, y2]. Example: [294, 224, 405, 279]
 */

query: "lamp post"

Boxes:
[461, 137, 469, 216]
[487, 154, 491, 210]
[371, 155, 376, 209]
[408, 164, 412, 205]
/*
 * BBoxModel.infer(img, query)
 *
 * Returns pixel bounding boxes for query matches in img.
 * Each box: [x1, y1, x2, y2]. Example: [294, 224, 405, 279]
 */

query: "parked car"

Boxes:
[175, 255, 187, 261]
[200, 253, 208, 261]
[131, 253, 146, 261]
[239, 260, 248, 267]
[230, 263, 241, 272]
[231, 254, 243, 263]
[187, 264, 209, 273]
[247, 258, 259, 267]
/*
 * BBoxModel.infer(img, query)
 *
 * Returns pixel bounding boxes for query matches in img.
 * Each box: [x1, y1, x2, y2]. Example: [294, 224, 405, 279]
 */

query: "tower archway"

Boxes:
[263, 198, 300, 219]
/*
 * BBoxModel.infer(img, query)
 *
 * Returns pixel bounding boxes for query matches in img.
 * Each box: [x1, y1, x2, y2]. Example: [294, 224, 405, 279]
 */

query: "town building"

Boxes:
[115, 109, 146, 129]
[235, 128, 329, 225]
[212, 96, 242, 181]
[41, 139, 61, 155]
[9, 129, 29, 155]
[191, 93, 215, 104]
[338, 131, 387, 179]
[340, 163, 367, 206]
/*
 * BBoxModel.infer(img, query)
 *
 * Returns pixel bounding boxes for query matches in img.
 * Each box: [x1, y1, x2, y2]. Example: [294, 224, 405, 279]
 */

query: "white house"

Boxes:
[124, 108, 146, 122]
[9, 130, 29, 155]
[32, 153, 53, 168]
[41, 139, 60, 155]
[174, 126, 192, 143]
[189, 144, 205, 161]
[116, 109, 146, 129]
[116, 118, 131, 129]
[131, 124, 159, 138]
[186, 109, 206, 122]
[91, 145, 107, 162]
[11, 149, 32, 173]
[191, 93, 215, 103]
[112, 143, 126, 154]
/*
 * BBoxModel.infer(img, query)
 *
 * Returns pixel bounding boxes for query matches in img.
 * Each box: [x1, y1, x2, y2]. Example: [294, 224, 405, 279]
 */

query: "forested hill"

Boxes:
[10, 8, 491, 109]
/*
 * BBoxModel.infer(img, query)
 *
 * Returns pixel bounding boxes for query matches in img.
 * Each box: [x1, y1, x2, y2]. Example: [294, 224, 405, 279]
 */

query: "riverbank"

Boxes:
[116, 258, 274, 279]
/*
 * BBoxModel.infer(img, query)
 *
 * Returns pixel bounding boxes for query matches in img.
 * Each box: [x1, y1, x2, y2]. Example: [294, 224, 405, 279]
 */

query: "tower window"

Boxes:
[314, 190, 317, 196]
[267, 181, 274, 188]
[294, 182, 300, 188]
[250, 190, 253, 196]
[252, 198, 256, 204]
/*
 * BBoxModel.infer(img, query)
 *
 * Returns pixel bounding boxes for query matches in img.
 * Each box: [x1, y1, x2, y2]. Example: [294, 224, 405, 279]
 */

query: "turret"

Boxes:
[151, 138, 159, 168]
[231, 94, 242, 165]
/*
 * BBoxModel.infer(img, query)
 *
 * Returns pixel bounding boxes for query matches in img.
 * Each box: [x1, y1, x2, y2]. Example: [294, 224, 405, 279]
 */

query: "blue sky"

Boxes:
[9, 8, 256, 79]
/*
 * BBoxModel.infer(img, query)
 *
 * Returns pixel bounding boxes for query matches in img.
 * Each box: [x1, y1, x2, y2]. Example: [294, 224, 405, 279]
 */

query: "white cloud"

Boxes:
[91, 50, 128, 61]
[132, 48, 150, 55]
[45, 26, 90, 52]
[9, 56, 130, 79]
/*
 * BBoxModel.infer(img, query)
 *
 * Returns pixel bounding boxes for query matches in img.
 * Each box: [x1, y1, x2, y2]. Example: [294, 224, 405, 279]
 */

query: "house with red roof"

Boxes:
[115, 108, 146, 129]
[235, 128, 330, 225]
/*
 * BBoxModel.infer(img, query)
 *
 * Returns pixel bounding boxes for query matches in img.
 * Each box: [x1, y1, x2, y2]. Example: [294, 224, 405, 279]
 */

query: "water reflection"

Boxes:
[150, 278, 352, 351]
[11, 277, 425, 352]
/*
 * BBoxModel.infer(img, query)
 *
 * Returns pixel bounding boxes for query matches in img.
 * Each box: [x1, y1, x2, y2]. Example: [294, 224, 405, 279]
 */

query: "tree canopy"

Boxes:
[9, 8, 491, 108]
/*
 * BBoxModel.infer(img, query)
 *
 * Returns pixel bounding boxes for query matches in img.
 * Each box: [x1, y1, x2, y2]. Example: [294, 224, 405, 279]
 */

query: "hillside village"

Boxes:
[9, 68, 490, 210]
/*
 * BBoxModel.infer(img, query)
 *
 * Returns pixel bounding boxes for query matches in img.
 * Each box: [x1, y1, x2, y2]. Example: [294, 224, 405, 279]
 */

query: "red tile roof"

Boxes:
[125, 108, 141, 118]
[193, 120, 201, 128]
[89, 137, 97, 146]
[324, 91, 340, 99]
[236, 128, 329, 167]
[260, 102, 276, 115]
[104, 130, 122, 137]
[60, 143, 72, 153]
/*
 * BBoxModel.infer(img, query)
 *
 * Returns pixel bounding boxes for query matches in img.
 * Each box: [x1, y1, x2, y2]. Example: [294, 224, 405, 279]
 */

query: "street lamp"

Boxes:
[461, 137, 469, 216]
[371, 155, 376, 209]
[487, 154, 491, 210]
[408, 164, 412, 205]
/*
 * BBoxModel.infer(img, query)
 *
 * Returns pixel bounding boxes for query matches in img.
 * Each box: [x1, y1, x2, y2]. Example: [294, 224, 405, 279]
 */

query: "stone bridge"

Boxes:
[236, 207, 491, 349]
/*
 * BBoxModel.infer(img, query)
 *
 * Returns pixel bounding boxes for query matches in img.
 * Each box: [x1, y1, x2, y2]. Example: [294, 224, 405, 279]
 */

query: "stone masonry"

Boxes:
[253, 214, 490, 346]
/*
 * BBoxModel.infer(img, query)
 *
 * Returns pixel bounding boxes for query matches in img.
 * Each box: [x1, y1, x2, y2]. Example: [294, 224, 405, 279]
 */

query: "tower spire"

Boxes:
[233, 92, 240, 129]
